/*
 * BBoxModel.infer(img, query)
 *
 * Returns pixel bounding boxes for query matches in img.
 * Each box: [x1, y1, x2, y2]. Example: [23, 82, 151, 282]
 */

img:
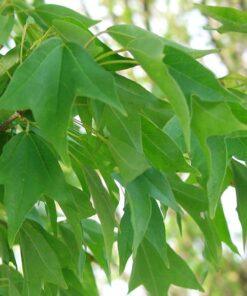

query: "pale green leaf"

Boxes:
[197, 4, 247, 33]
[107, 24, 217, 59]
[0, 15, 14, 45]
[108, 25, 191, 151]
[191, 98, 246, 153]
[34, 4, 98, 29]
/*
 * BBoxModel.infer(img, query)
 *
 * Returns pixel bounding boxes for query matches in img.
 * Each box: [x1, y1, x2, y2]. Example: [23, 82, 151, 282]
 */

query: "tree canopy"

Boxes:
[0, 1, 246, 295]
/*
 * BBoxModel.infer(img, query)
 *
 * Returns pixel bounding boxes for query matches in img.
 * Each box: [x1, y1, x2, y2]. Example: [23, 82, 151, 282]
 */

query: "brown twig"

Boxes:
[239, 0, 246, 10]
[0, 112, 21, 132]
[142, 0, 151, 31]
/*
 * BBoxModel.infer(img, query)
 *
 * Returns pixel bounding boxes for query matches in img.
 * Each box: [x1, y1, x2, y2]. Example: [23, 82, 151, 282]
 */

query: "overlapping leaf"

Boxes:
[163, 45, 239, 102]
[130, 240, 203, 295]
[0, 38, 124, 161]
[108, 25, 191, 151]
[20, 221, 66, 294]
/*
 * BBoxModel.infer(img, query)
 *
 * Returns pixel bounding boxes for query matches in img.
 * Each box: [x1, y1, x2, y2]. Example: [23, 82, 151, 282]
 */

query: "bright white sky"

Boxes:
[45, 1, 244, 295]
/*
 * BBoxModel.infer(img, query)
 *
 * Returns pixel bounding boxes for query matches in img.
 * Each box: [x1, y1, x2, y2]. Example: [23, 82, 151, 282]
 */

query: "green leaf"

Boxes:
[163, 45, 239, 102]
[53, 19, 135, 71]
[68, 185, 95, 219]
[191, 98, 246, 152]
[81, 255, 99, 296]
[34, 4, 98, 29]
[226, 135, 247, 161]
[0, 38, 125, 161]
[231, 160, 247, 246]
[129, 239, 169, 296]
[114, 73, 158, 108]
[197, 4, 247, 33]
[0, 265, 23, 296]
[0, 133, 71, 245]
[58, 223, 82, 271]
[108, 25, 191, 151]
[207, 136, 229, 217]
[105, 106, 142, 152]
[214, 203, 238, 254]
[108, 136, 149, 183]
[0, 15, 14, 45]
[115, 74, 173, 127]
[45, 197, 58, 236]
[168, 175, 222, 265]
[0, 224, 16, 266]
[129, 239, 203, 295]
[142, 169, 181, 213]
[145, 199, 169, 267]
[141, 116, 191, 172]
[107, 24, 217, 59]
[82, 219, 110, 279]
[220, 73, 247, 94]
[119, 199, 170, 273]
[83, 166, 116, 262]
[20, 221, 66, 293]
[40, 227, 73, 271]
[126, 175, 152, 251]
[42, 283, 58, 296]
[58, 185, 92, 248]
[118, 206, 133, 274]
[60, 269, 85, 296]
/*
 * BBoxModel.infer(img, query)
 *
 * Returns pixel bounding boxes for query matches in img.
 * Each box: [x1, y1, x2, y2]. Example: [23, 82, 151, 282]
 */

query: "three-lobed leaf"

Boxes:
[0, 38, 124, 162]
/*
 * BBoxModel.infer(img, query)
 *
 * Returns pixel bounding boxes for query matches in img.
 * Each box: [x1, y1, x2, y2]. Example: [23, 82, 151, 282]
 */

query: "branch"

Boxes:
[142, 0, 151, 31]
[239, 0, 246, 10]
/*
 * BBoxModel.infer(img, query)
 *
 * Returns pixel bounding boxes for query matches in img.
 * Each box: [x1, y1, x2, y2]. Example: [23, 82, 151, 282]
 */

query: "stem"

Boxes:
[84, 30, 107, 49]
[30, 27, 55, 51]
[143, 0, 151, 31]
[20, 23, 28, 64]
[0, 112, 21, 132]
[73, 119, 108, 144]
[95, 48, 126, 62]
[24, 118, 30, 133]
[99, 60, 138, 66]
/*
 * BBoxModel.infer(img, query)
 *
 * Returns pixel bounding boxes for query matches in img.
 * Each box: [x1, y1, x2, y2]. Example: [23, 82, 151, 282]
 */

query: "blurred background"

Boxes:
[40, 0, 247, 295]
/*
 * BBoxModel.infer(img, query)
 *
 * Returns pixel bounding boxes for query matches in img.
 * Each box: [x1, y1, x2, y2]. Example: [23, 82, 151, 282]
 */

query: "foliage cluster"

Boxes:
[0, 1, 246, 295]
